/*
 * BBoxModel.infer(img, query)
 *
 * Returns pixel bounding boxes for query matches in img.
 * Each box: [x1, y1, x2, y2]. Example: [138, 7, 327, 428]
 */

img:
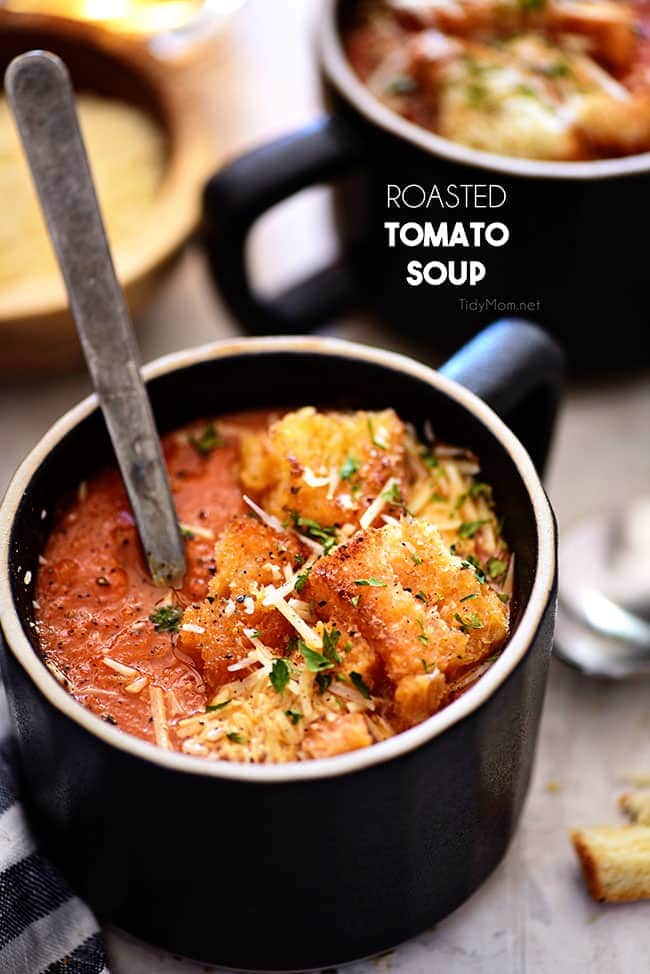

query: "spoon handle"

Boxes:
[6, 51, 185, 588]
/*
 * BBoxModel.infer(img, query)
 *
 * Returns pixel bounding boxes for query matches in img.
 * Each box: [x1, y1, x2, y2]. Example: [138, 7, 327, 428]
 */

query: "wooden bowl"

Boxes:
[0, 12, 214, 374]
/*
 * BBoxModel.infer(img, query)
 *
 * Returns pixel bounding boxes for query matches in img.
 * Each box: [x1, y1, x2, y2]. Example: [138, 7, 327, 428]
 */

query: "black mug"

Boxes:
[0, 324, 562, 971]
[203, 0, 649, 375]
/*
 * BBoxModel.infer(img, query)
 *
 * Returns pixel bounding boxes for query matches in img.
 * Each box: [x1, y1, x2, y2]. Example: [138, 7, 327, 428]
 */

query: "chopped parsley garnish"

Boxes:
[367, 418, 387, 450]
[382, 482, 409, 512]
[458, 519, 490, 539]
[487, 557, 507, 578]
[189, 421, 222, 456]
[286, 635, 298, 655]
[285, 709, 302, 724]
[542, 61, 570, 78]
[454, 611, 484, 633]
[316, 672, 332, 694]
[322, 627, 342, 664]
[340, 456, 360, 480]
[354, 577, 386, 587]
[226, 731, 245, 744]
[514, 83, 538, 98]
[180, 526, 195, 539]
[518, 0, 546, 10]
[421, 449, 438, 469]
[429, 492, 446, 504]
[415, 591, 429, 604]
[416, 618, 428, 645]
[349, 672, 372, 699]
[206, 698, 231, 712]
[299, 641, 335, 673]
[386, 76, 416, 96]
[149, 604, 183, 632]
[294, 568, 311, 593]
[498, 592, 510, 604]
[469, 481, 490, 499]
[270, 658, 290, 694]
[467, 83, 487, 106]
[351, 594, 361, 607]
[411, 552, 422, 565]
[421, 659, 433, 674]
[291, 513, 337, 553]
[460, 592, 479, 603]
[460, 556, 487, 584]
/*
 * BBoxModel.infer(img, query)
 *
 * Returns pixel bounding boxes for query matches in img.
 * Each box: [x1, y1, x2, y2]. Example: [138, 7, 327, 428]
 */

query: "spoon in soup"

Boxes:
[5, 51, 186, 588]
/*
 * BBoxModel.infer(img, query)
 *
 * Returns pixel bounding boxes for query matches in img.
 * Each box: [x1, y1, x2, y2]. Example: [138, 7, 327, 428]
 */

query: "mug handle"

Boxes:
[202, 116, 363, 332]
[440, 319, 566, 475]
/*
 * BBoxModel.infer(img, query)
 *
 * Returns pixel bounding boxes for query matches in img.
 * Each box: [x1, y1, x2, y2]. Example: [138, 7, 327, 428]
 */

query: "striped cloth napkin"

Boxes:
[0, 686, 109, 974]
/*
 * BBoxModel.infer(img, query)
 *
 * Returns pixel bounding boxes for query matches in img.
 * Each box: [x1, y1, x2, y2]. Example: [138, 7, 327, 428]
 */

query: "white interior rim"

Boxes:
[0, 336, 556, 783]
[320, 0, 650, 181]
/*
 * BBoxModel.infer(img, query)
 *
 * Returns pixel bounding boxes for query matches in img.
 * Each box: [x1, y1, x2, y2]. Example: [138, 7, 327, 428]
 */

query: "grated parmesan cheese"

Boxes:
[360, 477, 399, 530]
[242, 494, 285, 533]
[103, 656, 138, 678]
[179, 522, 215, 541]
[180, 623, 206, 635]
[149, 685, 171, 749]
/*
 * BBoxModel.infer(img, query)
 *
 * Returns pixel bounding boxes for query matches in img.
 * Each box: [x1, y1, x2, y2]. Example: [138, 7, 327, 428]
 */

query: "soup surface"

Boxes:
[344, 0, 650, 160]
[35, 408, 512, 763]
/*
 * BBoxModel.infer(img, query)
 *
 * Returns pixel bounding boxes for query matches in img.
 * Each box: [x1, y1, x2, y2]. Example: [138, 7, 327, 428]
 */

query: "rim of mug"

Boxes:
[320, 0, 650, 181]
[0, 336, 556, 784]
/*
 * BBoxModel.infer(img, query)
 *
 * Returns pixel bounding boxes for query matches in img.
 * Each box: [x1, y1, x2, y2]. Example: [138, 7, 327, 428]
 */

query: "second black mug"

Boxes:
[203, 0, 649, 375]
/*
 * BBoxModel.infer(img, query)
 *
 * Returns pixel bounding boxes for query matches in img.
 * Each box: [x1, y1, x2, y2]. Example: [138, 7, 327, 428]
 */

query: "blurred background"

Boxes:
[0, 1, 649, 971]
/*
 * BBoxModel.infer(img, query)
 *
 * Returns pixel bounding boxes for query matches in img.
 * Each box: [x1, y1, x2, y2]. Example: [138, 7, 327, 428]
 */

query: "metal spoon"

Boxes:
[555, 497, 650, 678]
[5, 51, 185, 588]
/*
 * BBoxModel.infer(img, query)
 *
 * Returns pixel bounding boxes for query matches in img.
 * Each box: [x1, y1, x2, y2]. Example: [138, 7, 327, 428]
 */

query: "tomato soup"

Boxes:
[35, 408, 512, 763]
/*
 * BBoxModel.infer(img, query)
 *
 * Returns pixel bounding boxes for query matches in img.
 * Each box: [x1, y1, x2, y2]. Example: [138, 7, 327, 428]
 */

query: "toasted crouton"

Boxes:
[577, 92, 650, 156]
[302, 713, 373, 759]
[394, 669, 446, 725]
[548, 0, 637, 70]
[306, 518, 507, 724]
[239, 407, 407, 531]
[181, 516, 304, 691]
[571, 826, 650, 902]
[207, 513, 304, 599]
[620, 792, 650, 826]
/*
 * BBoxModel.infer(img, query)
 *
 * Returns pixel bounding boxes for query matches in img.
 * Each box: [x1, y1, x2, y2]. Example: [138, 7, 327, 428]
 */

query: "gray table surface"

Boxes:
[1, 0, 650, 967]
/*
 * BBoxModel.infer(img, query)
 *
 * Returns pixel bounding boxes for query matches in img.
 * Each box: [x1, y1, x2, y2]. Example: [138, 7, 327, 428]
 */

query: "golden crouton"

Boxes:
[239, 407, 408, 532]
[181, 516, 304, 691]
[393, 669, 446, 726]
[571, 826, 650, 902]
[548, 0, 637, 70]
[208, 513, 305, 599]
[577, 93, 650, 157]
[620, 792, 650, 826]
[302, 713, 373, 759]
[307, 519, 507, 725]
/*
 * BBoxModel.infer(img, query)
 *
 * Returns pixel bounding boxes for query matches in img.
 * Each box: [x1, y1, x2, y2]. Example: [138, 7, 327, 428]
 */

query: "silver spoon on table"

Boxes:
[555, 497, 650, 678]
[5, 51, 186, 588]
